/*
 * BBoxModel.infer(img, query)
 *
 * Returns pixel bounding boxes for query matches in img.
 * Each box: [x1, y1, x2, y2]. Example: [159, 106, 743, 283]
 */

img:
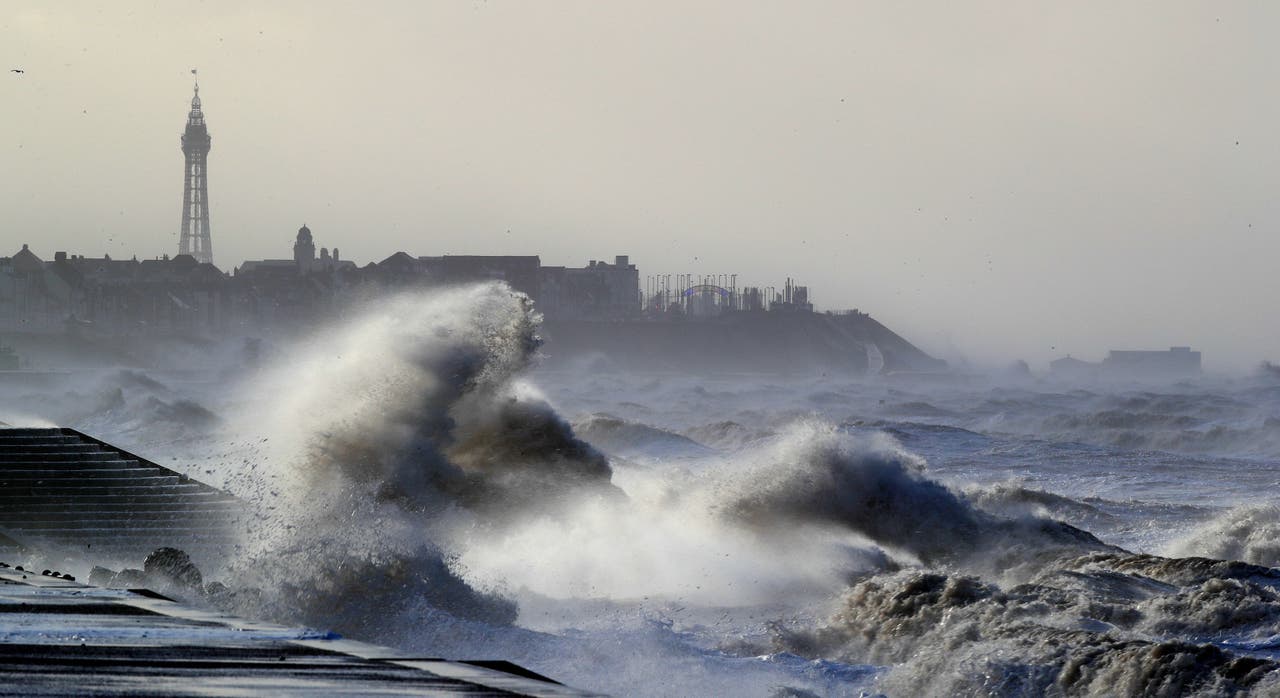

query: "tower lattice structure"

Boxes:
[178, 75, 213, 264]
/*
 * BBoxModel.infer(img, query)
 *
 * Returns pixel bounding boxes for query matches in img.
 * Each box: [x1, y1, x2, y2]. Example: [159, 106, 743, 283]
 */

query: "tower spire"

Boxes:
[178, 70, 213, 265]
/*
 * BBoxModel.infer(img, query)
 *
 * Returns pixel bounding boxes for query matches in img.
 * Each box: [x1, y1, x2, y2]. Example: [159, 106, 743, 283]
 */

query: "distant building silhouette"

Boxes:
[178, 73, 213, 265]
[293, 224, 315, 269]
[539, 256, 639, 321]
[1, 229, 858, 349]
[238, 225, 354, 278]
[0, 244, 225, 334]
[1103, 347, 1201, 377]
[1049, 355, 1096, 378]
[1050, 347, 1202, 379]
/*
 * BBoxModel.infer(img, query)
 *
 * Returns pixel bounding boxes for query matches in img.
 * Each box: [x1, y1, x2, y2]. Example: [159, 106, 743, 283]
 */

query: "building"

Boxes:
[178, 74, 214, 265]
[61, 252, 228, 336]
[0, 245, 75, 331]
[539, 256, 639, 321]
[0, 244, 229, 337]
[1049, 355, 1097, 378]
[1050, 347, 1202, 380]
[232, 226, 358, 332]
[1102, 347, 1201, 378]
[237, 225, 355, 277]
[418, 255, 542, 301]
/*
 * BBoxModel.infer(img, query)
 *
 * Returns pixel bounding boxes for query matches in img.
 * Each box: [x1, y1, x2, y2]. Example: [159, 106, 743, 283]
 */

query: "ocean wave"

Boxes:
[965, 482, 1113, 526]
[218, 284, 615, 632]
[1166, 505, 1280, 569]
[717, 422, 1110, 575]
[1031, 409, 1280, 460]
[120, 299, 1280, 697]
[879, 401, 962, 418]
[681, 420, 774, 450]
[773, 560, 1280, 696]
[573, 413, 716, 459]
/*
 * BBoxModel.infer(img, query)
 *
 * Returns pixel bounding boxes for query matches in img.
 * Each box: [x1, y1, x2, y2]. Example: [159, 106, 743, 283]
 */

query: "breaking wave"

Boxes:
[1167, 504, 1280, 569]
[572, 413, 716, 460]
[1020, 393, 1280, 460]
[0, 369, 225, 447]
[716, 423, 1110, 575]
[218, 284, 615, 632]
[115, 284, 1280, 696]
[680, 419, 773, 450]
[772, 556, 1280, 696]
[965, 482, 1115, 530]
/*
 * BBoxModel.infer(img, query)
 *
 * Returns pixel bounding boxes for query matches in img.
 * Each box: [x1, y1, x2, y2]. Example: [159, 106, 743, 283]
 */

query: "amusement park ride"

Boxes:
[644, 274, 812, 317]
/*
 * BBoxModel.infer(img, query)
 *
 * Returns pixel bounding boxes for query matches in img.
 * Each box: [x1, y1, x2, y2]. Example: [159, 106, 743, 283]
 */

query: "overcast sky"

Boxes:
[3, 2, 1277, 370]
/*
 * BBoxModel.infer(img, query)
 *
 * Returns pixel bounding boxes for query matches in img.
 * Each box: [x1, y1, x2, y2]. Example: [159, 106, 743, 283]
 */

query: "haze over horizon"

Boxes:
[4, 2, 1278, 371]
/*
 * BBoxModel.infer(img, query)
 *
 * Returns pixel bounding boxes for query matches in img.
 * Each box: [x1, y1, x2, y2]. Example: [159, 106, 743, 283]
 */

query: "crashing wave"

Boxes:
[217, 284, 615, 630]
[1166, 504, 1280, 568]
[681, 420, 773, 450]
[140, 285, 1280, 696]
[965, 482, 1114, 529]
[773, 565, 1280, 696]
[573, 413, 716, 460]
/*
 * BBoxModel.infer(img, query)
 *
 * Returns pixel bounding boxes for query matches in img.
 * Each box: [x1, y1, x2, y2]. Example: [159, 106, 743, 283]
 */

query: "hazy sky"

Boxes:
[3, 2, 1278, 370]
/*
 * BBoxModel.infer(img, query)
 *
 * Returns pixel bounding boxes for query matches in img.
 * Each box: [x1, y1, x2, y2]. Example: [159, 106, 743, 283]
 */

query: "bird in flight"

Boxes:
[10, 69, 23, 74]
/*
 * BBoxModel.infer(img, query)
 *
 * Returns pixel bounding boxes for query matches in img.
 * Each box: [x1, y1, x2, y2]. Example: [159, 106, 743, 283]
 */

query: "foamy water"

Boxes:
[5, 284, 1280, 696]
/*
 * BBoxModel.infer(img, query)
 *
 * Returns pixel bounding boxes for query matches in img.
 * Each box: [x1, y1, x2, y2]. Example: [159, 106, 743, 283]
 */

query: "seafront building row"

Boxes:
[0, 230, 825, 339]
[0, 78, 933, 376]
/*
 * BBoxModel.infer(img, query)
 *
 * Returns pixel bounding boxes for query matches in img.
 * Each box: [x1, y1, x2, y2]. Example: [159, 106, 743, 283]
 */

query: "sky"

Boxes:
[3, 2, 1278, 371]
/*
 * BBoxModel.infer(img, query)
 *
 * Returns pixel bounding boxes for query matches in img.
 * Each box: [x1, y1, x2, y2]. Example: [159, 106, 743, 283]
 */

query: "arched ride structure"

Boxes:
[682, 284, 733, 316]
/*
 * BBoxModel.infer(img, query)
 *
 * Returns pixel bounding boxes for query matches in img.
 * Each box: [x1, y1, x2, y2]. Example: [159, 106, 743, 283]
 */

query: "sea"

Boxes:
[4, 283, 1280, 696]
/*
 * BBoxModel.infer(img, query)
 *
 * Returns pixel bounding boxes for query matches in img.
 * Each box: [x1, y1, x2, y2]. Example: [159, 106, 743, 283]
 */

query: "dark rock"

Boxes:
[203, 580, 228, 597]
[109, 568, 147, 588]
[87, 566, 117, 587]
[143, 547, 203, 590]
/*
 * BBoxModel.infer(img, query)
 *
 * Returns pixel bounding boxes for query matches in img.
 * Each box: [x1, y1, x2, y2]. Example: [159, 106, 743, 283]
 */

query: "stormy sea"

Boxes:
[5, 284, 1280, 696]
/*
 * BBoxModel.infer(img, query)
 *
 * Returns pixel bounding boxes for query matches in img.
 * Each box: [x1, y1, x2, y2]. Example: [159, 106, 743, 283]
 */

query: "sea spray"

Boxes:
[773, 565, 1280, 696]
[1167, 504, 1280, 569]
[214, 284, 611, 630]
[132, 286, 1280, 696]
[209, 284, 887, 694]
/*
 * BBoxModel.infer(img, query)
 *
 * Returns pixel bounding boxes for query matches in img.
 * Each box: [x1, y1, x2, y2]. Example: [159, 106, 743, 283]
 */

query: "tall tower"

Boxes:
[178, 72, 213, 264]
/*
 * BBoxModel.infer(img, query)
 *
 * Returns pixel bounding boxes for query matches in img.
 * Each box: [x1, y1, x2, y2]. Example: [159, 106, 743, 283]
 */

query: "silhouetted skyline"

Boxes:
[4, 2, 1278, 369]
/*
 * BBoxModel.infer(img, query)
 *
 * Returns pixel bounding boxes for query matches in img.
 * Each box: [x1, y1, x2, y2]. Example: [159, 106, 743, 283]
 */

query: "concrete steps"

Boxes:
[4, 503, 237, 514]
[0, 428, 244, 567]
[0, 518, 234, 533]
[0, 492, 234, 506]
[0, 444, 107, 453]
[0, 571, 590, 696]
[0, 467, 169, 478]
[0, 474, 185, 487]
[0, 455, 137, 468]
[0, 453, 134, 463]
